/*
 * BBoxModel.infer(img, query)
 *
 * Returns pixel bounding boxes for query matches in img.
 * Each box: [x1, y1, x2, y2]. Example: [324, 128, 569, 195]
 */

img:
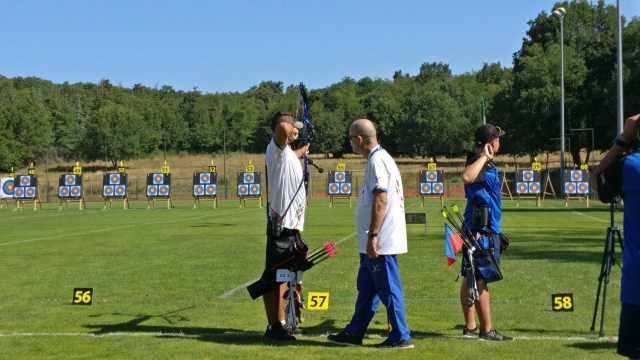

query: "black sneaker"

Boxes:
[264, 323, 296, 341]
[462, 326, 480, 338]
[327, 331, 363, 346]
[374, 338, 414, 349]
[282, 323, 304, 335]
[479, 328, 513, 341]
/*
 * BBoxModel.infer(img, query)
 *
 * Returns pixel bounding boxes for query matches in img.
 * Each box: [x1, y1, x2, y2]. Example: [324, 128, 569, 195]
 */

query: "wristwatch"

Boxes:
[368, 232, 378, 239]
[613, 136, 630, 149]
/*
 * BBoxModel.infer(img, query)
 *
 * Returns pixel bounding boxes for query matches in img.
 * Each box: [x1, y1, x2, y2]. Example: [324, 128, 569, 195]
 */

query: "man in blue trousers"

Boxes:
[327, 119, 413, 349]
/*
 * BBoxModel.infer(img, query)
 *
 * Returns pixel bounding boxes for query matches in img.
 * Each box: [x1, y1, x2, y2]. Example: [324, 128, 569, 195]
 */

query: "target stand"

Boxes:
[0, 198, 12, 209]
[103, 169, 129, 210]
[13, 173, 41, 211]
[327, 168, 353, 207]
[418, 168, 444, 208]
[238, 169, 262, 208]
[104, 197, 129, 210]
[515, 167, 542, 207]
[59, 197, 85, 210]
[193, 171, 218, 209]
[146, 171, 173, 209]
[563, 169, 590, 208]
[15, 197, 41, 211]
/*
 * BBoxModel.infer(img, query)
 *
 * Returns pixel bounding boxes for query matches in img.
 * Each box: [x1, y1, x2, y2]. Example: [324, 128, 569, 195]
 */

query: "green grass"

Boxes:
[0, 196, 624, 359]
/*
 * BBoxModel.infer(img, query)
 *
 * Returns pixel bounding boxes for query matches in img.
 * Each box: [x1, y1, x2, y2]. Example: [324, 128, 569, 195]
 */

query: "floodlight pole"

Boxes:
[554, 7, 567, 192]
[616, 0, 624, 134]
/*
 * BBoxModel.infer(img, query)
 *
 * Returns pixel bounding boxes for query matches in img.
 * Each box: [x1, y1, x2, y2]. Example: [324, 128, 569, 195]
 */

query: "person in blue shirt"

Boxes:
[595, 114, 640, 359]
[459, 124, 512, 341]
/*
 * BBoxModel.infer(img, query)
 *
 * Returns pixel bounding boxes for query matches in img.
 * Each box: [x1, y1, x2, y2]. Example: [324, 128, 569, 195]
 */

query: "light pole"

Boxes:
[616, 0, 623, 134]
[554, 7, 567, 190]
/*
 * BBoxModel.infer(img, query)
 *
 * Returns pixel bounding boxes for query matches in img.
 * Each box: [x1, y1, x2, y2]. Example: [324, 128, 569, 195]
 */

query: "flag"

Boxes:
[444, 223, 463, 267]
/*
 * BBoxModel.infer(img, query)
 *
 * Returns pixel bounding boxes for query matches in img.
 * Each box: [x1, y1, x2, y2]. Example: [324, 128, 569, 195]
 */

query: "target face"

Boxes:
[335, 172, 346, 182]
[20, 176, 31, 186]
[577, 182, 589, 194]
[14, 187, 24, 198]
[25, 187, 36, 198]
[517, 183, 528, 194]
[147, 185, 158, 196]
[153, 174, 164, 185]
[70, 186, 81, 196]
[205, 184, 216, 195]
[237, 184, 248, 195]
[420, 183, 432, 194]
[565, 183, 576, 194]
[200, 173, 211, 184]
[103, 186, 114, 197]
[571, 170, 582, 181]
[249, 184, 260, 195]
[328, 183, 339, 194]
[529, 182, 541, 194]
[65, 175, 76, 185]
[523, 170, 534, 181]
[340, 183, 352, 194]
[244, 173, 254, 184]
[159, 185, 170, 196]
[59, 186, 70, 197]
[432, 183, 444, 194]
[194, 185, 205, 196]
[2, 178, 15, 197]
[110, 174, 121, 184]
[115, 185, 126, 196]
[426, 171, 437, 181]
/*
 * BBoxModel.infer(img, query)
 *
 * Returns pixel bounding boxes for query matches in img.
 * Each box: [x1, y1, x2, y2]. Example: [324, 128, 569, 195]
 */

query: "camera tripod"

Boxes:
[590, 201, 624, 337]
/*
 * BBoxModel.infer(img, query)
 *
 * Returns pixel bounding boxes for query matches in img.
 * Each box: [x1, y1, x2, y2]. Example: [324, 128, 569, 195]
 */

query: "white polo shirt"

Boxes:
[266, 138, 305, 231]
[355, 146, 407, 255]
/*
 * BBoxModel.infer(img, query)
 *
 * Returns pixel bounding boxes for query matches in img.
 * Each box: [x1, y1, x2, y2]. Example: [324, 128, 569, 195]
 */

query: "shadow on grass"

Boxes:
[84, 309, 444, 346]
[567, 341, 617, 351]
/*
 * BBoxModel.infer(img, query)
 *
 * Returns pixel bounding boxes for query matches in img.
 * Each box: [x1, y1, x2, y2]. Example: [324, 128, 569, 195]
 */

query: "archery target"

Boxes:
[1, 177, 14, 198]
[529, 182, 541, 194]
[103, 186, 114, 197]
[432, 183, 444, 194]
[199, 173, 211, 184]
[115, 185, 126, 196]
[426, 171, 437, 181]
[153, 174, 164, 185]
[19, 176, 31, 186]
[577, 182, 589, 194]
[238, 184, 248, 196]
[65, 175, 76, 185]
[571, 170, 583, 181]
[340, 183, 352, 194]
[516, 183, 528, 194]
[70, 186, 81, 197]
[205, 184, 216, 195]
[249, 184, 261, 195]
[194, 185, 205, 196]
[110, 174, 121, 184]
[522, 170, 534, 181]
[147, 185, 158, 196]
[329, 183, 339, 194]
[565, 183, 576, 194]
[420, 183, 432, 194]
[59, 186, 70, 197]
[25, 187, 36, 198]
[244, 173, 255, 184]
[335, 171, 346, 182]
[159, 185, 170, 196]
[14, 187, 24, 198]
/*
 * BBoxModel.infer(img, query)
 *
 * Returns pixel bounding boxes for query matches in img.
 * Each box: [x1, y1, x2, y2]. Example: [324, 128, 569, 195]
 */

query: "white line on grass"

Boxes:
[219, 232, 357, 298]
[0, 210, 256, 247]
[0, 331, 618, 342]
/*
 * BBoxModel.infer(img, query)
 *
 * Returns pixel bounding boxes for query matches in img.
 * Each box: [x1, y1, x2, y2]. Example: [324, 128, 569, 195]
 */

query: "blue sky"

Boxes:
[1, 1, 638, 94]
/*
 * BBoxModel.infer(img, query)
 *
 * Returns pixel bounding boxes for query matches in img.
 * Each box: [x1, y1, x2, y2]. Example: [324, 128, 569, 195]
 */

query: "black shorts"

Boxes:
[618, 302, 640, 358]
[263, 230, 303, 275]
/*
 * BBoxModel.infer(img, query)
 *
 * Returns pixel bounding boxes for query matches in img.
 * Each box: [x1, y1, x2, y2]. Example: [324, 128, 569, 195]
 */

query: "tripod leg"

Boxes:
[590, 231, 610, 331]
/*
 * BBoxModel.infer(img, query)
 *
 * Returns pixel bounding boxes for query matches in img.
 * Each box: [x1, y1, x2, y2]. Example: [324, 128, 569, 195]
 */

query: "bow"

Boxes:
[296, 82, 323, 192]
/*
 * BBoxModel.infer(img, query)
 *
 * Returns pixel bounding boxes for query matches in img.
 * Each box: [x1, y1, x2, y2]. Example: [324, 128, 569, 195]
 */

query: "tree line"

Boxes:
[1, 0, 638, 172]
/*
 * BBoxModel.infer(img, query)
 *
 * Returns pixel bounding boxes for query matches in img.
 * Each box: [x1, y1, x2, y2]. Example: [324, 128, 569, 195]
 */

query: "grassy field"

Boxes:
[0, 194, 624, 359]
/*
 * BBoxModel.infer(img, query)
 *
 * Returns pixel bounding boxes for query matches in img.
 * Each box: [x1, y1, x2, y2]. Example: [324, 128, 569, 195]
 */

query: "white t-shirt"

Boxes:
[266, 138, 305, 231]
[355, 146, 407, 255]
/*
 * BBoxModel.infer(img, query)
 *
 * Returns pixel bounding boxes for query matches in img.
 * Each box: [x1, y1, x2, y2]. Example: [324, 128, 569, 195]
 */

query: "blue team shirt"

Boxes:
[621, 153, 640, 305]
[462, 153, 502, 234]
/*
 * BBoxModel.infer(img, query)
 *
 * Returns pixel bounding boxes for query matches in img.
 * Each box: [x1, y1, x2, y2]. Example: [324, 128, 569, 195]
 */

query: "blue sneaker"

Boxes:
[374, 338, 414, 349]
[327, 331, 363, 346]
